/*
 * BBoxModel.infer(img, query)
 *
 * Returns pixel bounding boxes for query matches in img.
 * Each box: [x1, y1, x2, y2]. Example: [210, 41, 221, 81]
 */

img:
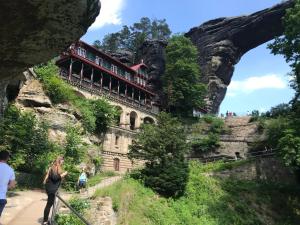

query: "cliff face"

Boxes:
[185, 0, 294, 113]
[137, 39, 168, 104]
[0, 0, 100, 116]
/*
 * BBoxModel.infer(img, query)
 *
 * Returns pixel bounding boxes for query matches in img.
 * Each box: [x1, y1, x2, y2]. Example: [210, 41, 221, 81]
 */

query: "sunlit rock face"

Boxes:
[186, 0, 294, 113]
[0, 0, 100, 115]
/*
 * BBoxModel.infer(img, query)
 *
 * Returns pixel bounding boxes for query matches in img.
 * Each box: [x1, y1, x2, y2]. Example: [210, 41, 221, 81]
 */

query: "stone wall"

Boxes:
[211, 157, 298, 185]
[202, 116, 261, 159]
[87, 197, 117, 225]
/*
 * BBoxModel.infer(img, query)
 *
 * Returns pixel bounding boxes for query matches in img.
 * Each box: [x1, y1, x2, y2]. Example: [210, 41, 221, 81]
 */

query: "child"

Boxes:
[78, 169, 88, 193]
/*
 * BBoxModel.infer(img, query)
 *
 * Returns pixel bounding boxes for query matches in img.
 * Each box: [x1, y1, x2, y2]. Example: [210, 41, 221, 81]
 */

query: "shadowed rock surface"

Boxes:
[137, 39, 168, 105]
[0, 0, 100, 115]
[186, 0, 294, 113]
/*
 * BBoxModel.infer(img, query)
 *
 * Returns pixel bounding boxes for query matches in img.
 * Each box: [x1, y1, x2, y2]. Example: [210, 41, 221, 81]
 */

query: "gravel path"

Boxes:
[0, 176, 122, 225]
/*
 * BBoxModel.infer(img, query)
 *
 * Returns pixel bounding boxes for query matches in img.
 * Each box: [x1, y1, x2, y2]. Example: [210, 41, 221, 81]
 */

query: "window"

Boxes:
[95, 56, 102, 66]
[111, 64, 118, 74]
[113, 158, 120, 171]
[115, 136, 119, 145]
[125, 72, 132, 81]
[77, 47, 86, 58]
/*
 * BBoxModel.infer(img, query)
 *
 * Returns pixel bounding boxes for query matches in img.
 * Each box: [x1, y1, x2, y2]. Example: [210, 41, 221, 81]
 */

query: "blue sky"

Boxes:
[82, 0, 295, 115]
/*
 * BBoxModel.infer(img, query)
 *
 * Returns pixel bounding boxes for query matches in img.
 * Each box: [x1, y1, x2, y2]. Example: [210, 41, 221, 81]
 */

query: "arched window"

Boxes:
[143, 117, 155, 124]
[129, 111, 138, 130]
[113, 158, 120, 171]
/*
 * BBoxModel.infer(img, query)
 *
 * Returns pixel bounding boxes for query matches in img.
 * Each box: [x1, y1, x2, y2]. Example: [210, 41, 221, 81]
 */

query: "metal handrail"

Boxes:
[50, 193, 91, 225]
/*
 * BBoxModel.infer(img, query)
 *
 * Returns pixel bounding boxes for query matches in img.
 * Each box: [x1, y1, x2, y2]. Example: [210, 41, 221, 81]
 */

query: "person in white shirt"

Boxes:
[0, 150, 16, 218]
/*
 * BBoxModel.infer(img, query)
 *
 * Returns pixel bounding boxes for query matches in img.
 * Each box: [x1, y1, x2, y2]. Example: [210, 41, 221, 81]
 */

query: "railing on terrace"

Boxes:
[59, 71, 159, 116]
[50, 193, 91, 225]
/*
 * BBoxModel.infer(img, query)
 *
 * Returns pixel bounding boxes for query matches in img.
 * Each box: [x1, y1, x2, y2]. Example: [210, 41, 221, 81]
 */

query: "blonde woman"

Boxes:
[42, 156, 68, 225]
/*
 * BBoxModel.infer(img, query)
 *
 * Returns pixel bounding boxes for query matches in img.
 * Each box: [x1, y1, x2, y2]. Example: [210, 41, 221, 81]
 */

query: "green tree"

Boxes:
[267, 1, 300, 170]
[93, 17, 171, 55]
[128, 112, 189, 198]
[0, 106, 52, 171]
[278, 129, 300, 168]
[162, 35, 206, 117]
[269, 0, 300, 103]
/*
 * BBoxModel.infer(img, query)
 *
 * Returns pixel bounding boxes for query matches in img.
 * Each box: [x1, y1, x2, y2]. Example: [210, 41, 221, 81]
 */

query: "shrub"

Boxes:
[34, 61, 74, 104]
[189, 115, 225, 154]
[34, 61, 120, 135]
[55, 198, 90, 225]
[128, 112, 189, 198]
[0, 105, 55, 174]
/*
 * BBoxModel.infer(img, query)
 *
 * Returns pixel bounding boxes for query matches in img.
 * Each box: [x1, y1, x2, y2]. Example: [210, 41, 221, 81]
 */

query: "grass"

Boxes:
[88, 171, 117, 187]
[94, 161, 300, 225]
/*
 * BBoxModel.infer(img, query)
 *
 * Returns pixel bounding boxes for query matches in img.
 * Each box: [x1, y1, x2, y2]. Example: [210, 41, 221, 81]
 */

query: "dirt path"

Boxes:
[1, 190, 45, 225]
[1, 176, 122, 225]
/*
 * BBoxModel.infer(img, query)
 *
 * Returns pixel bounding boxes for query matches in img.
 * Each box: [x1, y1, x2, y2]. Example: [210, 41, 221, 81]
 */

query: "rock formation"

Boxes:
[186, 0, 294, 113]
[0, 0, 100, 115]
[110, 50, 134, 65]
[136, 39, 168, 104]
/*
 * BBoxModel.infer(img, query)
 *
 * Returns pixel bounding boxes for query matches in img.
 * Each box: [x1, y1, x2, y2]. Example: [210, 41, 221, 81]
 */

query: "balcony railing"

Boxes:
[59, 70, 159, 115]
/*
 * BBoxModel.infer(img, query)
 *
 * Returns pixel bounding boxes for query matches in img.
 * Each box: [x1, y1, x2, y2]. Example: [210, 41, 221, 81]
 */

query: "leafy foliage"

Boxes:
[34, 62, 74, 104]
[0, 105, 54, 174]
[266, 1, 300, 169]
[94, 17, 171, 55]
[253, 104, 300, 169]
[269, 0, 300, 103]
[189, 115, 226, 154]
[0, 105, 89, 189]
[128, 112, 189, 198]
[34, 61, 119, 134]
[162, 35, 206, 117]
[56, 198, 90, 225]
[95, 161, 300, 225]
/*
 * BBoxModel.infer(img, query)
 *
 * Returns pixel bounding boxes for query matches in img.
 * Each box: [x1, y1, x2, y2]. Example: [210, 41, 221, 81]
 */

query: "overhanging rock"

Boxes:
[0, 0, 101, 115]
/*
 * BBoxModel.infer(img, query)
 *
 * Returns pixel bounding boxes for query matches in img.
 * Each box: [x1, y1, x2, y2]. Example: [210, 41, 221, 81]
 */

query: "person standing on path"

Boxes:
[0, 150, 16, 219]
[78, 169, 88, 194]
[42, 156, 68, 225]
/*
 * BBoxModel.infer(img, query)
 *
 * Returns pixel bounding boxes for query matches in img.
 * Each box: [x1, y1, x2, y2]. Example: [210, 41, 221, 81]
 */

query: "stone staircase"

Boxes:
[203, 116, 261, 159]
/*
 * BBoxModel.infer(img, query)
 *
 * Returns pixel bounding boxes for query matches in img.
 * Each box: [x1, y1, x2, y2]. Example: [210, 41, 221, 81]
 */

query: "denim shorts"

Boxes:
[0, 199, 7, 217]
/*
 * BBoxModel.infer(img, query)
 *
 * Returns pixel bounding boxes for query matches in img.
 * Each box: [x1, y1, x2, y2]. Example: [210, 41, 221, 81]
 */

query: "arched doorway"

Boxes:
[129, 111, 138, 130]
[113, 158, 120, 171]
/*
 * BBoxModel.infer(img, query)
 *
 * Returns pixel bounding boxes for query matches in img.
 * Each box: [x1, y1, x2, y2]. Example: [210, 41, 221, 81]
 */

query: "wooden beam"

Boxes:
[117, 80, 120, 95]
[68, 58, 73, 81]
[80, 63, 84, 84]
[90, 67, 94, 88]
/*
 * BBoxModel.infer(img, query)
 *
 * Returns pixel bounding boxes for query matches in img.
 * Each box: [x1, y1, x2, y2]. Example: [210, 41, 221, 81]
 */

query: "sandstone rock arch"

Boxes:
[185, 0, 295, 113]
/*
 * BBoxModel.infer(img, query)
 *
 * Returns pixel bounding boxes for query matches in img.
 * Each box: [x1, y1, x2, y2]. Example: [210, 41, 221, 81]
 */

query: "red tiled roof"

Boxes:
[131, 61, 148, 71]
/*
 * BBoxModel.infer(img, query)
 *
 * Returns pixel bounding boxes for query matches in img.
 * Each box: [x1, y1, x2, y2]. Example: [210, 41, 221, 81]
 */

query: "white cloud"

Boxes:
[227, 74, 287, 95]
[89, 0, 125, 30]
